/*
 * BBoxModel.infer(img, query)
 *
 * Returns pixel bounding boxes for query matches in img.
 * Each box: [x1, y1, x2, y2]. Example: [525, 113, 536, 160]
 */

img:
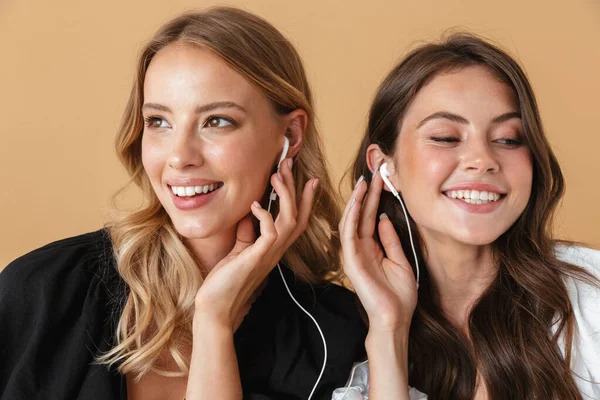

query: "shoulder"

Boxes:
[554, 244, 600, 315]
[1, 229, 114, 292]
[554, 245, 600, 396]
[554, 244, 600, 314]
[0, 230, 123, 397]
[0, 228, 118, 314]
[555, 244, 600, 276]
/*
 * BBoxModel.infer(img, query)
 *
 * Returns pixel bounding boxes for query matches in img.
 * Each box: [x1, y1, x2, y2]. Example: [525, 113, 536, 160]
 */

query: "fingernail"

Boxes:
[252, 201, 262, 209]
[287, 158, 293, 169]
[354, 175, 364, 189]
[372, 165, 380, 178]
[350, 197, 356, 208]
[312, 178, 319, 190]
[276, 171, 283, 181]
[379, 212, 388, 220]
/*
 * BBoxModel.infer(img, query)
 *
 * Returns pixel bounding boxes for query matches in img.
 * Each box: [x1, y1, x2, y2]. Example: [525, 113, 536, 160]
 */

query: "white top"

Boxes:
[332, 245, 600, 400]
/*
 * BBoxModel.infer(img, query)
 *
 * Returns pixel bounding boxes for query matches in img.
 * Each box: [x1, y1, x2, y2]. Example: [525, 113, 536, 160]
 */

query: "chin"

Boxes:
[453, 227, 504, 247]
[171, 219, 216, 240]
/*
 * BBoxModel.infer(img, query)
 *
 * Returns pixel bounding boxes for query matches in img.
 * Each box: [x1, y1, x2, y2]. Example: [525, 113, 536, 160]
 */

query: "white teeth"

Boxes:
[446, 190, 503, 204]
[171, 183, 222, 197]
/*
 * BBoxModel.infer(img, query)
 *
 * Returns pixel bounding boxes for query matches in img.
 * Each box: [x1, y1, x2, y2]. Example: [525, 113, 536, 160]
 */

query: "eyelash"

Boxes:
[143, 115, 238, 130]
[429, 136, 524, 147]
[203, 115, 237, 128]
[144, 116, 169, 129]
[494, 138, 523, 147]
[430, 136, 459, 143]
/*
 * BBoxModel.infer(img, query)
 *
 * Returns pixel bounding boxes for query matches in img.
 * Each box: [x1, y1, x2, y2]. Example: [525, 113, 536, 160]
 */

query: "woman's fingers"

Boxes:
[270, 163, 296, 238]
[341, 178, 368, 245]
[339, 176, 365, 235]
[377, 213, 410, 270]
[249, 201, 278, 255]
[357, 170, 384, 239]
[229, 215, 256, 256]
[285, 178, 318, 247]
[278, 158, 297, 210]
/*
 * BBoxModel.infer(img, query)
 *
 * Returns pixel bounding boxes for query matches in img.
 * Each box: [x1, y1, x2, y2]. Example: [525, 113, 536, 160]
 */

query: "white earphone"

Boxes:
[266, 136, 328, 400]
[268, 136, 290, 204]
[379, 163, 420, 286]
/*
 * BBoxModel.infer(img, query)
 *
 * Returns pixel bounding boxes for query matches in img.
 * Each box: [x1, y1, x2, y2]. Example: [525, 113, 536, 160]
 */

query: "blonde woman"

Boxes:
[0, 7, 366, 400]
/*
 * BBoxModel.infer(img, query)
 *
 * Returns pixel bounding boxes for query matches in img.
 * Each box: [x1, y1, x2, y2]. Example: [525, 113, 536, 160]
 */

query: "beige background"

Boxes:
[1, 0, 599, 269]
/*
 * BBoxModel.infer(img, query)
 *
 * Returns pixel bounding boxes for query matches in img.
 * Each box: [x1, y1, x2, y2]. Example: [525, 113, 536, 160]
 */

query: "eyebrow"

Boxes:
[417, 111, 521, 128]
[142, 101, 247, 114]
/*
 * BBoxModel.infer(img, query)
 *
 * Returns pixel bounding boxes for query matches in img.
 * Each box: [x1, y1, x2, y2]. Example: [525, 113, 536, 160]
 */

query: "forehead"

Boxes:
[403, 65, 518, 125]
[143, 42, 267, 108]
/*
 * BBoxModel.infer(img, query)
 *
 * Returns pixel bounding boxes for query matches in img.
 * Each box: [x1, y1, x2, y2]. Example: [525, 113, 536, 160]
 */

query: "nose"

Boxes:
[460, 139, 499, 174]
[167, 127, 204, 170]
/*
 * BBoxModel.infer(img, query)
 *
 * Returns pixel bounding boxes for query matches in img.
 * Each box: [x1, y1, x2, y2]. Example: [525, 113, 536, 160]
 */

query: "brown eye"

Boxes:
[204, 116, 234, 128]
[207, 117, 220, 127]
[144, 117, 170, 129]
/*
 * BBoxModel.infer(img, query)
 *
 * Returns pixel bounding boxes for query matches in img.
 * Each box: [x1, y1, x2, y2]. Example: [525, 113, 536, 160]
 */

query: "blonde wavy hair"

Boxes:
[98, 7, 342, 378]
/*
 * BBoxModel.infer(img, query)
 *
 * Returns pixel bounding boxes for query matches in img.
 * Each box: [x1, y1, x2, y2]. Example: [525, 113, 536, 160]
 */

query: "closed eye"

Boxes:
[430, 136, 460, 143]
[494, 138, 523, 147]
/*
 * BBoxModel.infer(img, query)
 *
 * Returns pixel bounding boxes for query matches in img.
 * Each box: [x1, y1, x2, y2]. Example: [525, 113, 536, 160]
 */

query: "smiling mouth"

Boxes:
[443, 189, 506, 205]
[169, 182, 224, 197]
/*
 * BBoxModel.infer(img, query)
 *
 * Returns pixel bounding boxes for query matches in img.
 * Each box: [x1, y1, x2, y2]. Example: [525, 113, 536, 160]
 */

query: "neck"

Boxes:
[421, 233, 498, 328]
[184, 225, 238, 274]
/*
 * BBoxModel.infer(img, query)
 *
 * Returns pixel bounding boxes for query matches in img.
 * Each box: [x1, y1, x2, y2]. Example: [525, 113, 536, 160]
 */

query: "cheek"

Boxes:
[504, 150, 533, 196]
[141, 137, 165, 180]
[216, 138, 275, 190]
[400, 149, 454, 192]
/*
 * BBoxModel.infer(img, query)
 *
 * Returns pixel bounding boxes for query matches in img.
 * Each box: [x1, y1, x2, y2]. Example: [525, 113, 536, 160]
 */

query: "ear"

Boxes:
[283, 109, 307, 158]
[366, 144, 397, 192]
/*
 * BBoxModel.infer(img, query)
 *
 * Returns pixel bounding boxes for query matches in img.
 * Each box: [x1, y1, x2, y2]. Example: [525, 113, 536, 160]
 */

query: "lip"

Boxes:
[168, 184, 223, 210]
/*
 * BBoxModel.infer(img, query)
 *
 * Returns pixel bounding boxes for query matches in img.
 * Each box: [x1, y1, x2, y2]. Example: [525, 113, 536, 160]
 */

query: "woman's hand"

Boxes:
[187, 159, 317, 400]
[339, 169, 418, 334]
[193, 158, 318, 331]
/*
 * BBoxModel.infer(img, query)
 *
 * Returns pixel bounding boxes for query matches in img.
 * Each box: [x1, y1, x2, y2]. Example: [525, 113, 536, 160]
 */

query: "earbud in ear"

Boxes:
[379, 163, 400, 197]
[277, 136, 290, 172]
[270, 137, 291, 205]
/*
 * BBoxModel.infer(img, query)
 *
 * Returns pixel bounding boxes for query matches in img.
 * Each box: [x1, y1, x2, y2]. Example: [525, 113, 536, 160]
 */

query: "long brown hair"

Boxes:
[350, 33, 592, 399]
[99, 6, 342, 378]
